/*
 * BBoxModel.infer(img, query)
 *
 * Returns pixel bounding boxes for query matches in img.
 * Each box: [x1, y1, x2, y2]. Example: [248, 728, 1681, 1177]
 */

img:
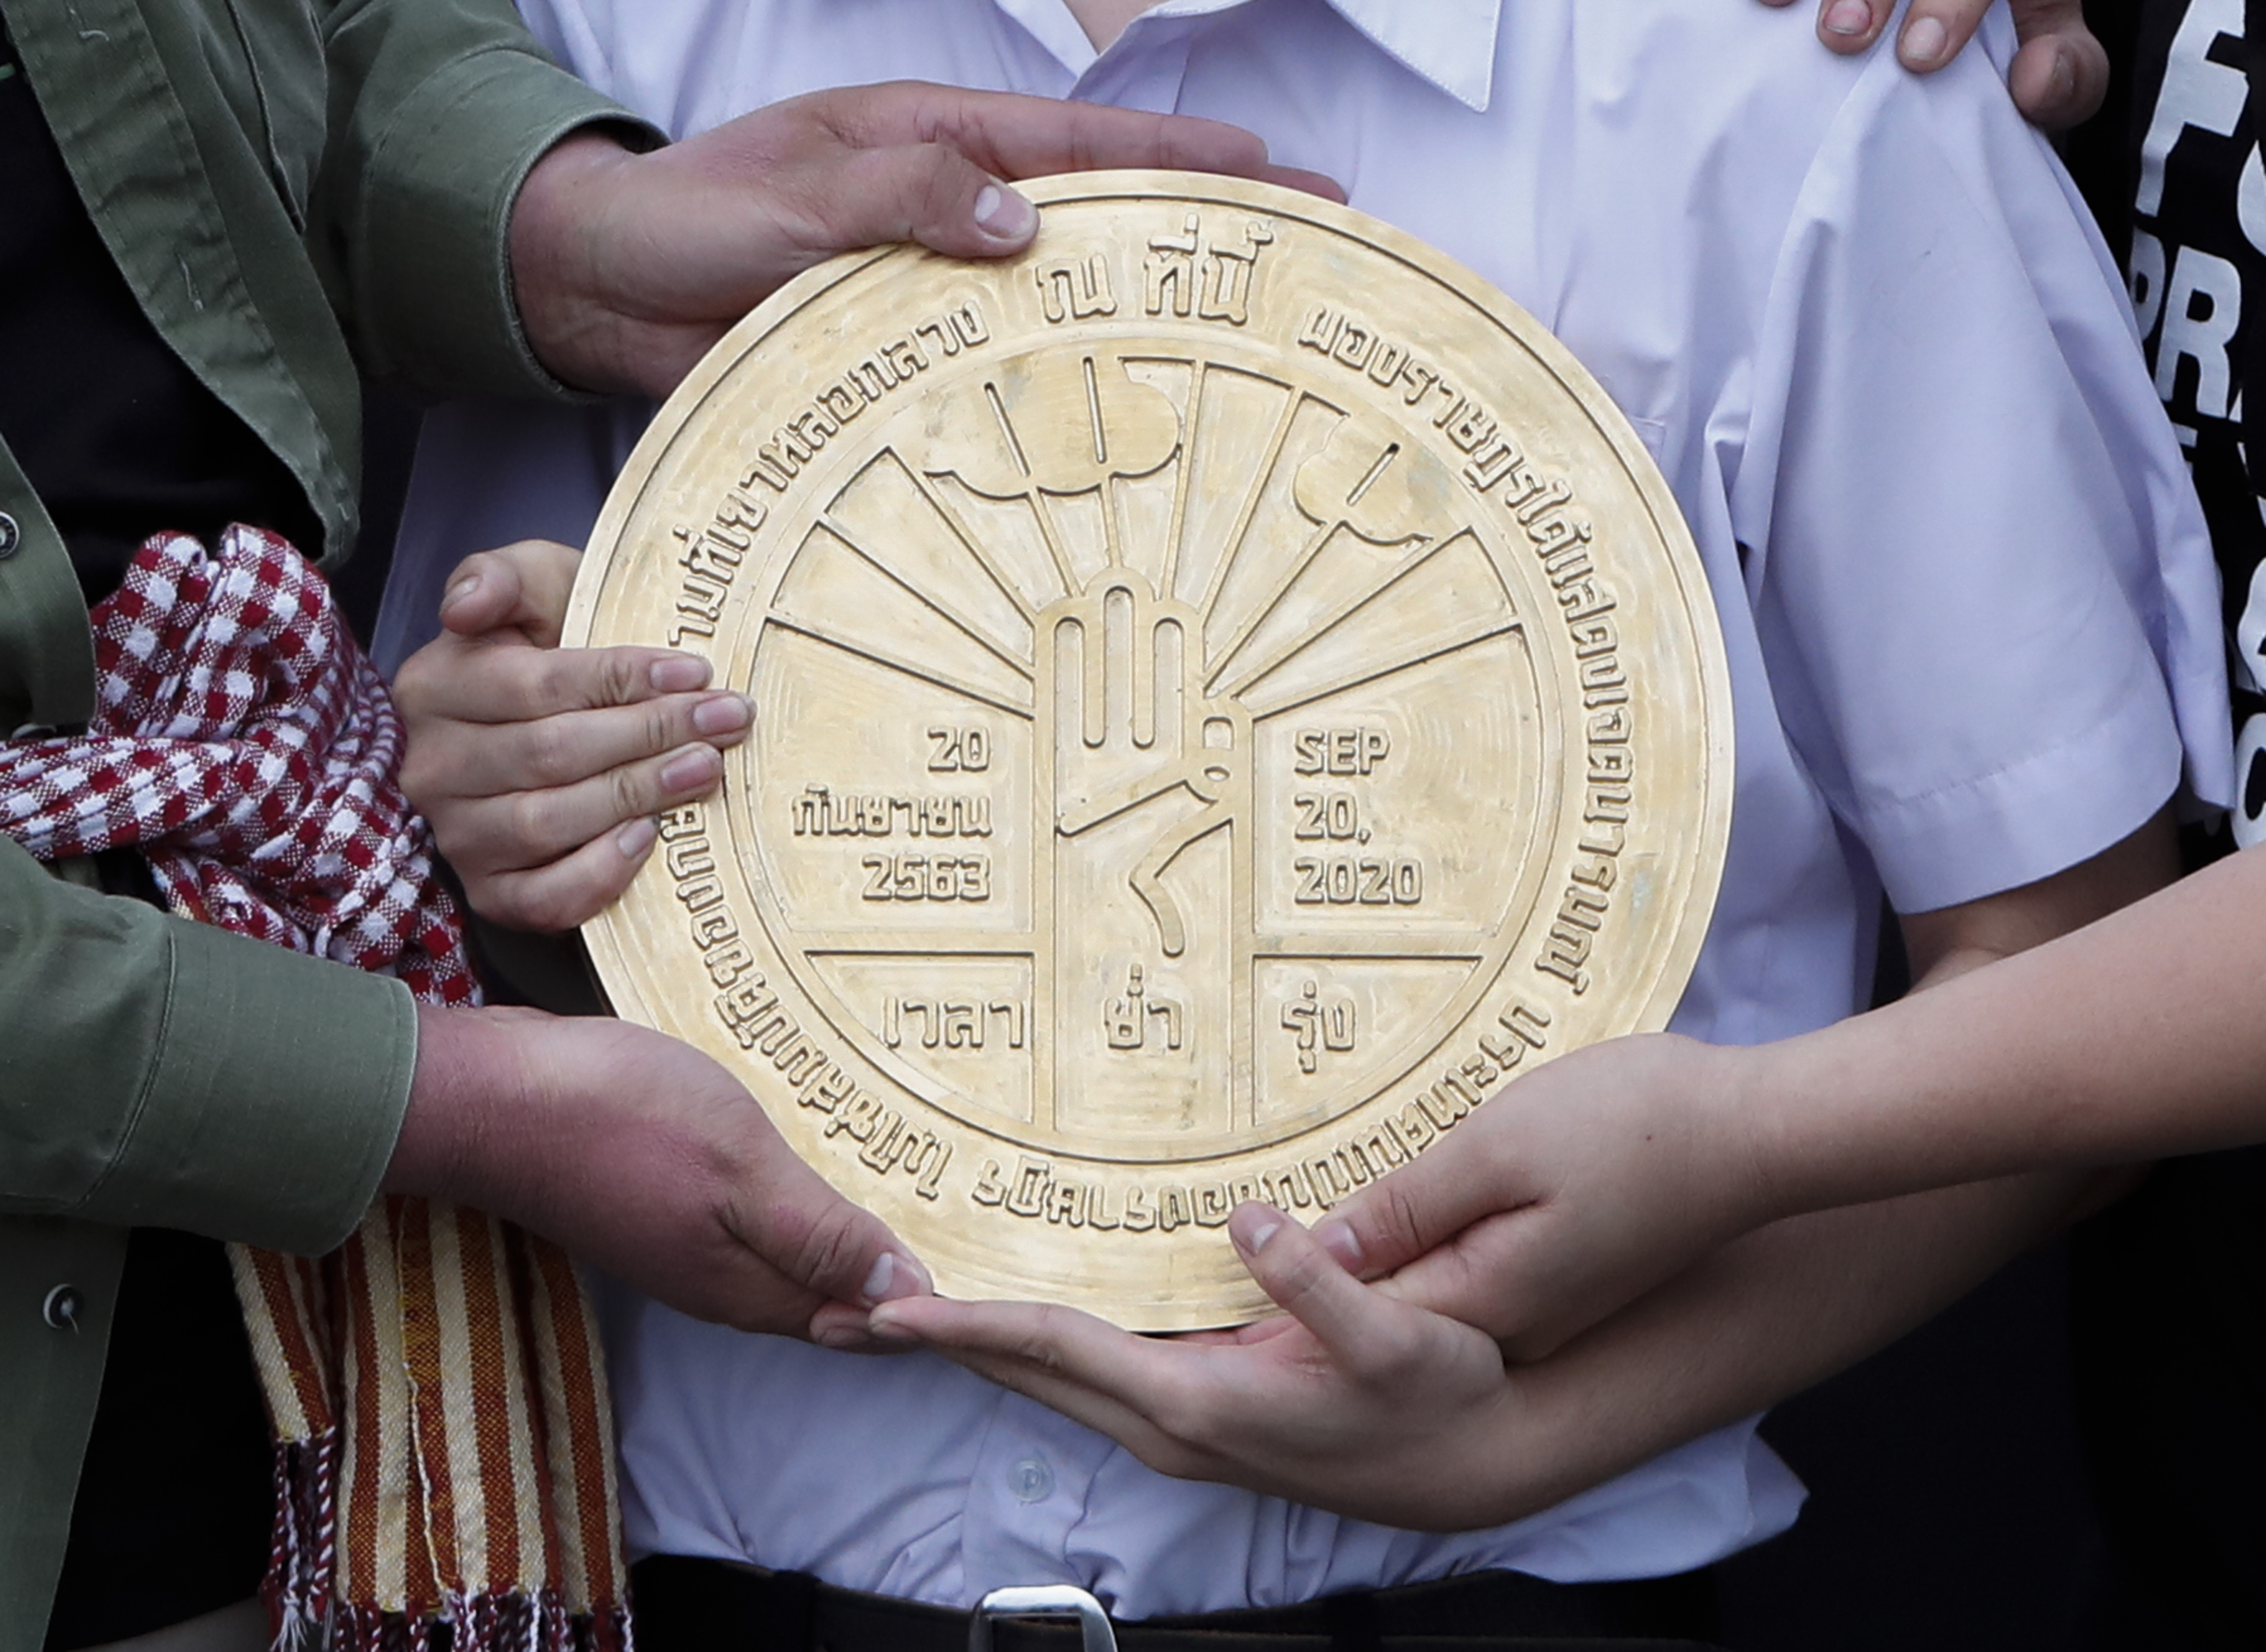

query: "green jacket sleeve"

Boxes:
[3, 2, 648, 1635]
[312, 0, 661, 400]
[0, 836, 417, 1255]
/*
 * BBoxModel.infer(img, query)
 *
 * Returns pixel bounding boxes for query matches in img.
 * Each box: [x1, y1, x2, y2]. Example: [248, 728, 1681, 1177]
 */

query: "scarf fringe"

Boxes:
[262, 1430, 340, 1649]
[319, 1592, 631, 1652]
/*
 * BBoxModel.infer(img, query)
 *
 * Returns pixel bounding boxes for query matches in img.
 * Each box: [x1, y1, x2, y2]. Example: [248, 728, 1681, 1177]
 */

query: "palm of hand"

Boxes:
[870, 1212, 1522, 1530]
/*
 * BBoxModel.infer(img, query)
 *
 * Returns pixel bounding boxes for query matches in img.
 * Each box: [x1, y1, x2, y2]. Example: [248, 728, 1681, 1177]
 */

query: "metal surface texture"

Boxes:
[566, 172, 1732, 1329]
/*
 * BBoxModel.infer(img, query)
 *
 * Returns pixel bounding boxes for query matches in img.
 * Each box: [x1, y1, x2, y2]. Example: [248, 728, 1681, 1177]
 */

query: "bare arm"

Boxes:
[1323, 805, 2177, 1357]
[1325, 803, 2242, 1333]
[865, 1167, 2081, 1530]
[1737, 829, 2266, 1202]
[387, 1004, 929, 1337]
[858, 816, 2172, 1522]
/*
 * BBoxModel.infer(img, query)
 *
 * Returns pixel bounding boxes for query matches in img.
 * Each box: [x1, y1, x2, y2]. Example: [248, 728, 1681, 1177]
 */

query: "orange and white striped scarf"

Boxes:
[0, 526, 629, 1650]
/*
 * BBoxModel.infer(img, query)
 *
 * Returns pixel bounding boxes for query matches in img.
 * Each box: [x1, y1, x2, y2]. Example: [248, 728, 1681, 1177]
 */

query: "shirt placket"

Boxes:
[989, 0, 1236, 111]
[1068, 12, 1199, 111]
[959, 1390, 1122, 1597]
[932, 2, 1221, 1608]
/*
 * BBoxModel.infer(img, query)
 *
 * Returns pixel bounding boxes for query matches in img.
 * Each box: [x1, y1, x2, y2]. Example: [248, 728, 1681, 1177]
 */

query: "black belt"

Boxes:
[628, 1556, 1723, 1652]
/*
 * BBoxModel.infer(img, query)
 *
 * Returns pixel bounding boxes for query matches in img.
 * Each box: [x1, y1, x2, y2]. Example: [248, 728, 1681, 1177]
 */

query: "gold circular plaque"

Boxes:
[566, 172, 1732, 1330]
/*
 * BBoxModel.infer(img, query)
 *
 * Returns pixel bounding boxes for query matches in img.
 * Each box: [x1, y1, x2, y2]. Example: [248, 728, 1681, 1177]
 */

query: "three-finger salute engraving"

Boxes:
[565, 176, 1732, 1327]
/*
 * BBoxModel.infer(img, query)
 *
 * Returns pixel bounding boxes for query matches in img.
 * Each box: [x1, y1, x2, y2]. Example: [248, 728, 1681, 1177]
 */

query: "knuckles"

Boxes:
[749, 1192, 878, 1302]
[593, 648, 649, 711]
[609, 758, 658, 826]
[643, 701, 684, 757]
[902, 143, 982, 241]
[1353, 1177, 1437, 1274]
[391, 649, 443, 717]
[520, 716, 591, 789]
[1257, 1237, 1337, 1309]
[397, 748, 444, 817]
[1003, 1306, 1080, 1376]
[503, 787, 567, 862]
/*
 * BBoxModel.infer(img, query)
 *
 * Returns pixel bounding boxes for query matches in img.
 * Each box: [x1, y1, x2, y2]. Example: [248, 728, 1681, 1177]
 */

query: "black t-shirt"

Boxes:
[2061, 16, 2266, 1639]
[0, 7, 316, 608]
[0, 12, 287, 1644]
[2075, 0, 2266, 848]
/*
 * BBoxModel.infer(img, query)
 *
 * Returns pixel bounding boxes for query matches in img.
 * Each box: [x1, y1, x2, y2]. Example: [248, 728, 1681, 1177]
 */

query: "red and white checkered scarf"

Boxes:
[0, 527, 628, 1650]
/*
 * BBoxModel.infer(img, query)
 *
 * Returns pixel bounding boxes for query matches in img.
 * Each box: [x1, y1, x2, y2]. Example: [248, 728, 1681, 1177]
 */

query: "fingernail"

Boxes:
[692, 693, 751, 737]
[1229, 1204, 1283, 1256]
[1823, 0, 1871, 35]
[1314, 1219, 1365, 1273]
[660, 745, 722, 794]
[650, 654, 710, 693]
[1900, 14, 1947, 64]
[861, 1251, 927, 1304]
[813, 1319, 870, 1351]
[615, 816, 657, 861]
[441, 573, 481, 612]
[974, 181, 1037, 240]
[866, 1309, 919, 1344]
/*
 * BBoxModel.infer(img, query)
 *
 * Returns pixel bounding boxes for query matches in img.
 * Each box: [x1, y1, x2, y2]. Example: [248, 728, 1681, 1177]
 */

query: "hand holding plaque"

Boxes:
[566, 173, 1733, 1329]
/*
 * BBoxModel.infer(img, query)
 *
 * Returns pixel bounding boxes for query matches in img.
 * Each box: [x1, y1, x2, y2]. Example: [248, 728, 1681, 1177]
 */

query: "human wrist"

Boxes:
[1693, 1034, 1821, 1232]
[1723, 1006, 1955, 1220]
[509, 130, 644, 393]
[1477, 1353, 1678, 1529]
[383, 1004, 532, 1206]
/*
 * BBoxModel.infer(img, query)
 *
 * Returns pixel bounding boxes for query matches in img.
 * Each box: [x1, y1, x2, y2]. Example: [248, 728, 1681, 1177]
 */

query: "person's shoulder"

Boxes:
[1565, 2, 1874, 116]
[1507, 4, 1891, 246]
[1555, 2, 2022, 162]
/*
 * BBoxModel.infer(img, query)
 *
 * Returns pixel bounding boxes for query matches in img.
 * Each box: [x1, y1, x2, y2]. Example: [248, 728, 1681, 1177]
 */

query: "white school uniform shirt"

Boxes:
[380, 0, 2236, 1616]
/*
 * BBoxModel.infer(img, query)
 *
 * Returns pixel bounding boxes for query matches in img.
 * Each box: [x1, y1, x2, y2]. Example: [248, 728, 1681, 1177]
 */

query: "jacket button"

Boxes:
[42, 1285, 82, 1330]
[0, 512, 19, 559]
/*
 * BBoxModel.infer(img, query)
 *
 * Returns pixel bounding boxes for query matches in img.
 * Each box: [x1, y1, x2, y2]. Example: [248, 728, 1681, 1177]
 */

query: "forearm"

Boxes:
[1476, 1169, 2094, 1525]
[1727, 842, 2266, 1219]
[313, 0, 656, 397]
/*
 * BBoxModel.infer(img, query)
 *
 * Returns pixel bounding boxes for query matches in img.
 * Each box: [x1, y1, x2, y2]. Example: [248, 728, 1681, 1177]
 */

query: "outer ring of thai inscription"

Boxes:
[566, 172, 1733, 1330]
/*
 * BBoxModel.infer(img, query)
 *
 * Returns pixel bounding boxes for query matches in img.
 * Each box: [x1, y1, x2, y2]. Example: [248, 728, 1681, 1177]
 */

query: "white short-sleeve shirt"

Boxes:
[379, 0, 2235, 1615]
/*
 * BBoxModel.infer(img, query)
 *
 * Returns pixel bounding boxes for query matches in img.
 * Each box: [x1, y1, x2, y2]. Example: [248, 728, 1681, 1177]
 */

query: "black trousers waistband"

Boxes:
[628, 1556, 1723, 1652]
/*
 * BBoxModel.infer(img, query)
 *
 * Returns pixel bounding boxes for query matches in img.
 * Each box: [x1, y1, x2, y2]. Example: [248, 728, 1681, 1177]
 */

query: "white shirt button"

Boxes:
[1007, 1455, 1054, 1503]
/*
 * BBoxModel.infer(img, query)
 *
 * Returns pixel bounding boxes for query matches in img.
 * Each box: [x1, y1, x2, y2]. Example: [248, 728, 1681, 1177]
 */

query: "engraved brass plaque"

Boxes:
[566, 172, 1732, 1330]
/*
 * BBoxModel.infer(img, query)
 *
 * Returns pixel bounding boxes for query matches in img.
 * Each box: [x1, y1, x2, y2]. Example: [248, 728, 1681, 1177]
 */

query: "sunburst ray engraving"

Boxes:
[771, 348, 1528, 1146]
[570, 176, 1730, 1327]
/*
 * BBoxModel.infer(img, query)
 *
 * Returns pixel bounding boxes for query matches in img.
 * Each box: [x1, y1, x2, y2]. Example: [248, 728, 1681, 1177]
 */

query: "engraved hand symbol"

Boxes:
[1050, 575, 1248, 958]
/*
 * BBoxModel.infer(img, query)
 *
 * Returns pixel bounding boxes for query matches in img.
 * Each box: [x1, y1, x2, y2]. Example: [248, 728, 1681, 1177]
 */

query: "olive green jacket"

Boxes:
[0, 2, 636, 1640]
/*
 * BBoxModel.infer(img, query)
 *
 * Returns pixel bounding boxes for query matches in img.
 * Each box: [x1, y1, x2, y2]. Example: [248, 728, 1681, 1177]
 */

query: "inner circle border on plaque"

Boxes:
[566, 171, 1733, 1330]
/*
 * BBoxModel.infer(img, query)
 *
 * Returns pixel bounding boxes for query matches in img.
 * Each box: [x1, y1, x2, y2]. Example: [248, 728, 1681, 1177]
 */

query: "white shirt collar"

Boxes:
[992, 0, 1502, 111]
[1323, 0, 1500, 110]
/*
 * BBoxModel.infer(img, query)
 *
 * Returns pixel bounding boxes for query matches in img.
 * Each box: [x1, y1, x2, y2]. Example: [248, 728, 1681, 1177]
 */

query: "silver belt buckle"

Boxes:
[969, 1586, 1119, 1652]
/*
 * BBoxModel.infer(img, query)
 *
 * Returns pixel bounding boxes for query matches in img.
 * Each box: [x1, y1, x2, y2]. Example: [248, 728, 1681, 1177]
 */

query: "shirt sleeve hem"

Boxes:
[1858, 689, 2186, 916]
